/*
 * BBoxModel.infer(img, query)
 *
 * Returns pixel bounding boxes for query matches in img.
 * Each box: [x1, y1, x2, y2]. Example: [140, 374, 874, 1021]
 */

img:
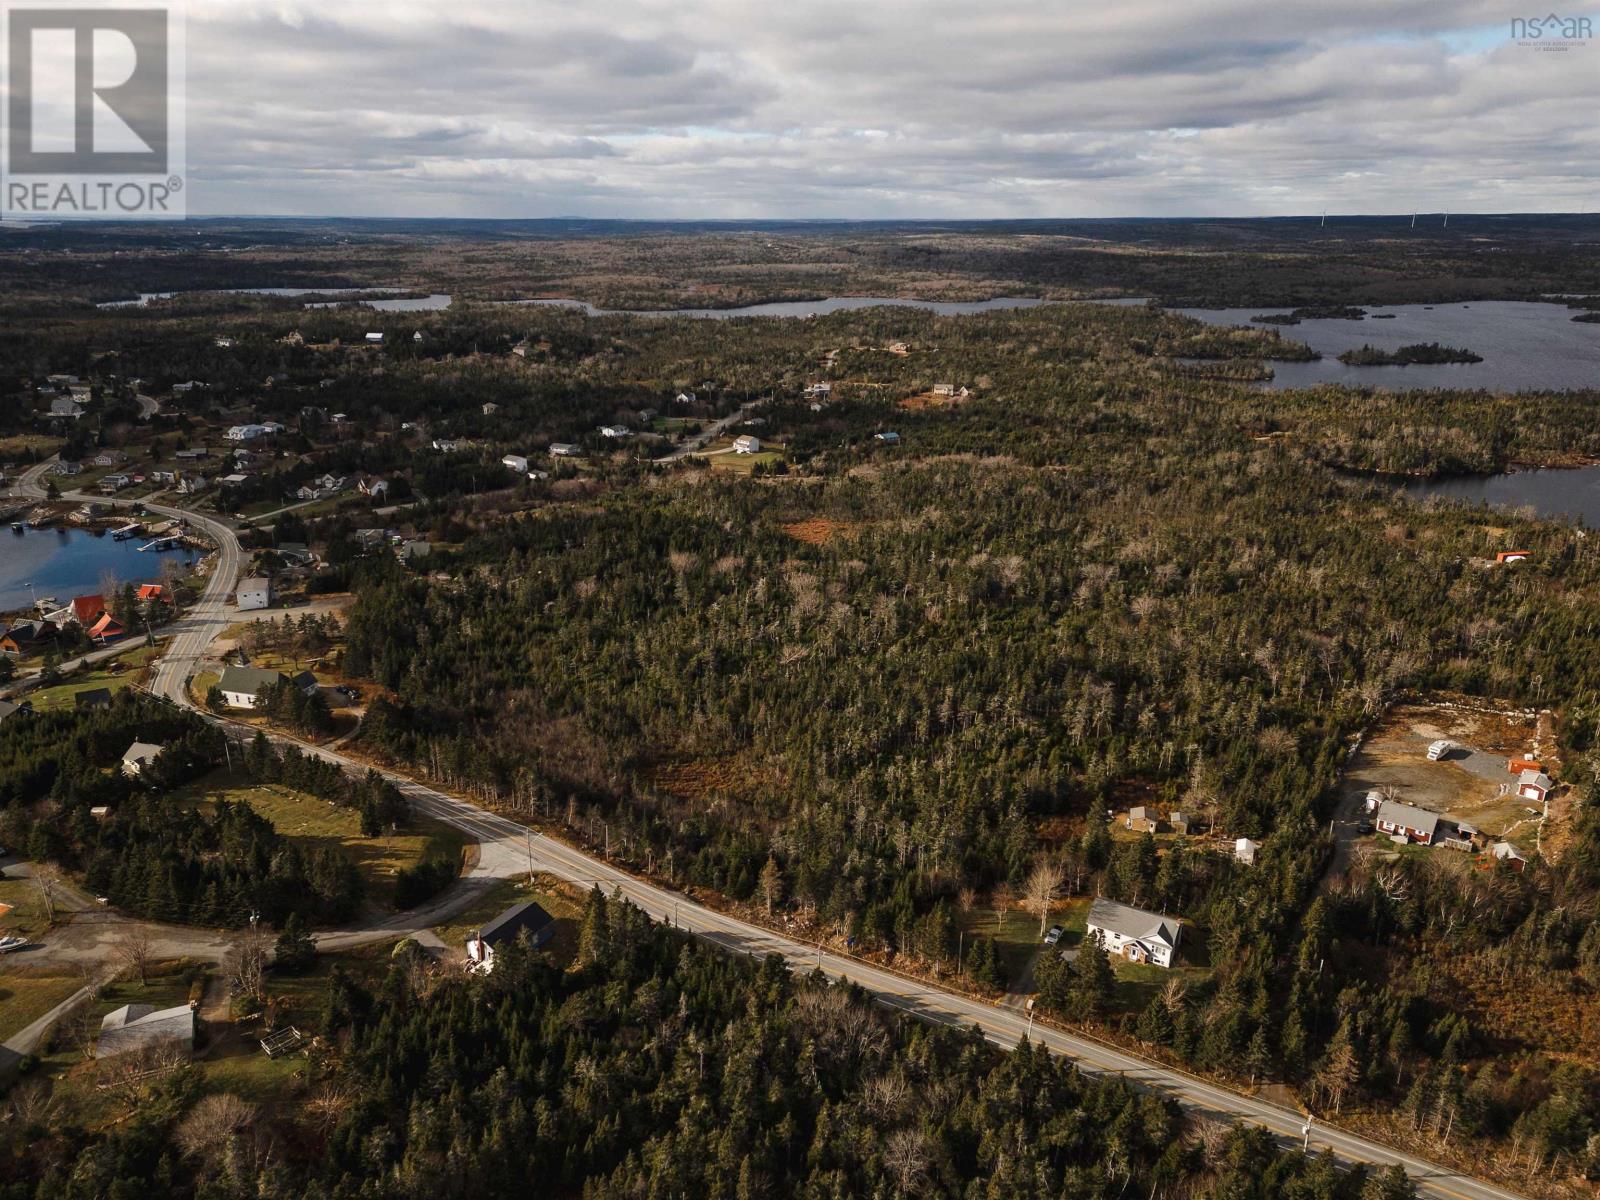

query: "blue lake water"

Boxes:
[100, 288, 451, 311]
[509, 296, 1057, 319]
[0, 528, 194, 614]
[1177, 301, 1600, 392]
[1401, 463, 1600, 528]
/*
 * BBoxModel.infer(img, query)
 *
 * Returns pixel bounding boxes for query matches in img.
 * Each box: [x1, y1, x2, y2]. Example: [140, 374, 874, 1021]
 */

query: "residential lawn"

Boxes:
[702, 441, 787, 474]
[432, 874, 584, 966]
[173, 771, 465, 910]
[27, 641, 164, 710]
[0, 967, 88, 1043]
[0, 434, 64, 459]
[958, 905, 1052, 988]
[0, 878, 66, 940]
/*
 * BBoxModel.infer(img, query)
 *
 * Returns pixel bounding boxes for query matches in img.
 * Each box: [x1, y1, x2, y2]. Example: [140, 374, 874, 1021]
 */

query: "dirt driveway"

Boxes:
[1322, 699, 1551, 888]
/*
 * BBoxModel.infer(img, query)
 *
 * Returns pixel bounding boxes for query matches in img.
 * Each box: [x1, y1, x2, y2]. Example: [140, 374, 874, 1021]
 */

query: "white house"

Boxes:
[875, 431, 901, 445]
[502, 454, 530, 473]
[550, 443, 581, 457]
[804, 382, 832, 398]
[482, 402, 500, 415]
[216, 665, 317, 710]
[1085, 898, 1181, 968]
[1517, 769, 1554, 803]
[732, 435, 761, 455]
[236, 577, 274, 611]
[358, 476, 389, 500]
[1234, 837, 1260, 865]
[599, 424, 631, 439]
[674, 390, 697, 405]
[466, 901, 555, 973]
[225, 424, 268, 442]
[364, 332, 384, 344]
[932, 382, 957, 397]
[121, 741, 164, 776]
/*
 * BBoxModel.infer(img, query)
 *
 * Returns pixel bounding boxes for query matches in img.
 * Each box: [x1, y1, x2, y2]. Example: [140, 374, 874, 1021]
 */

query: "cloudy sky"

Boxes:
[177, 0, 1598, 218]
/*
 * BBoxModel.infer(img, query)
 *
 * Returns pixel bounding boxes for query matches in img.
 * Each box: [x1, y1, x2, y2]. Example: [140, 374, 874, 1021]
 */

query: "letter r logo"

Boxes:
[7, 7, 168, 174]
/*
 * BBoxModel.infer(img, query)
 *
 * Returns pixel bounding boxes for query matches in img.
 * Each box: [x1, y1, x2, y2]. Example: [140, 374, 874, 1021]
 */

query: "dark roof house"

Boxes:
[467, 901, 555, 972]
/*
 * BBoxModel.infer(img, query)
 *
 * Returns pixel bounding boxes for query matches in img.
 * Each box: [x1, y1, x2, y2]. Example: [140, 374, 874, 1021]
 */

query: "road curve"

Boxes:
[5, 461, 1527, 1200]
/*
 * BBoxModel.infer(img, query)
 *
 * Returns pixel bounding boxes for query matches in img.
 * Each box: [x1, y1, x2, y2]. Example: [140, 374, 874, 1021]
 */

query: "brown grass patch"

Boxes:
[646, 754, 786, 803]
[897, 390, 968, 411]
[780, 518, 859, 545]
[1428, 952, 1600, 1060]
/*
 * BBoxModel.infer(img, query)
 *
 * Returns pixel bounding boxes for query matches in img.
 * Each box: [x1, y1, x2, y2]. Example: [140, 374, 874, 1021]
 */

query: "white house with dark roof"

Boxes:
[467, 901, 555, 973]
[1085, 897, 1181, 968]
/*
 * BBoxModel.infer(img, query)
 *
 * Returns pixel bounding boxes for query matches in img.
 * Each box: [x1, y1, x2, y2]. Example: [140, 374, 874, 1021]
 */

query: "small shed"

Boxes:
[1234, 837, 1260, 865]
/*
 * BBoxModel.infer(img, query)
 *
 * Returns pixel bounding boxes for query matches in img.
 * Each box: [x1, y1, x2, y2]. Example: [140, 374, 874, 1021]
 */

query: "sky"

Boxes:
[173, 0, 1599, 218]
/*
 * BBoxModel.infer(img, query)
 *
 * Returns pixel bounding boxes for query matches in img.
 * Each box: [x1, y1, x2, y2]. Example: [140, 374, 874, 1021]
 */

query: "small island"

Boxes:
[1337, 341, 1483, 365]
[1252, 305, 1368, 325]
[1571, 311, 1600, 323]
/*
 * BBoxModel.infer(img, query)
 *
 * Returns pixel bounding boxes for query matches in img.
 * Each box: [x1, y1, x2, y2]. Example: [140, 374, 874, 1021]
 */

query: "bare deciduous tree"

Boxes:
[223, 927, 271, 1006]
[32, 864, 64, 927]
[1023, 858, 1065, 937]
[883, 1127, 933, 1196]
[112, 924, 153, 986]
[175, 1092, 257, 1172]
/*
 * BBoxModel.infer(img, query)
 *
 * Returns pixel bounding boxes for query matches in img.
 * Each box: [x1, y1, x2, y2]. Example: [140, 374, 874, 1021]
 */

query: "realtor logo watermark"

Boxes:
[1511, 12, 1592, 49]
[2, 1, 185, 218]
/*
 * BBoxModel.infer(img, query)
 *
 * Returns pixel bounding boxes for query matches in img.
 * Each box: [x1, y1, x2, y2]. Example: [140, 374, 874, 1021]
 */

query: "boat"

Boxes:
[139, 535, 181, 552]
[8, 522, 21, 533]
[111, 523, 144, 540]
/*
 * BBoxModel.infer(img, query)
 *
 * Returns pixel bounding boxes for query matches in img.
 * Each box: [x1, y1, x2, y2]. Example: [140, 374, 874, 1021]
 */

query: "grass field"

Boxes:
[705, 444, 786, 474]
[27, 642, 164, 710]
[173, 771, 465, 910]
[432, 874, 584, 965]
[0, 878, 66, 941]
[0, 967, 87, 1043]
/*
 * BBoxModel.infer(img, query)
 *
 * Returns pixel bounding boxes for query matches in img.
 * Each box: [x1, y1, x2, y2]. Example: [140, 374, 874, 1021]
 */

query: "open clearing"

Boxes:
[1341, 700, 1554, 848]
[779, 517, 859, 545]
[173, 771, 465, 910]
[432, 874, 584, 965]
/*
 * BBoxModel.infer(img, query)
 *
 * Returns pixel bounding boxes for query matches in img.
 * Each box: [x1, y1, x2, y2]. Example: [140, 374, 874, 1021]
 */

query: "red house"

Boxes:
[136, 584, 164, 601]
[87, 613, 125, 642]
[71, 594, 106, 626]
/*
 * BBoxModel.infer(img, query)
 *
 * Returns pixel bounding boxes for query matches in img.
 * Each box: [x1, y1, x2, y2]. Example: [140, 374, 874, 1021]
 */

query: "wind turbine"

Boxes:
[1443, 213, 1449, 228]
[1320, 210, 1326, 228]
[1410, 213, 1417, 228]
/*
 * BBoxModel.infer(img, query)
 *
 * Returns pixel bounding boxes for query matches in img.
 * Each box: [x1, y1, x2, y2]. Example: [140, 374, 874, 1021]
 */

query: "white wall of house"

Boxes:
[1086, 924, 1176, 968]
[237, 583, 272, 611]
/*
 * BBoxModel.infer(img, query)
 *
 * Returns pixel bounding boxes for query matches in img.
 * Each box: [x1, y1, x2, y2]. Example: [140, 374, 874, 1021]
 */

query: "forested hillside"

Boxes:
[2, 891, 1411, 1200]
[331, 299, 1600, 1177]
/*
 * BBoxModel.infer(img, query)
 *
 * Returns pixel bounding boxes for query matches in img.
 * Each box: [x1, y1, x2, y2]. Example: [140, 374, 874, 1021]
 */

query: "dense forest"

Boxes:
[2, 891, 1418, 1200]
[5, 228, 1600, 1191]
[317, 298, 1600, 1178]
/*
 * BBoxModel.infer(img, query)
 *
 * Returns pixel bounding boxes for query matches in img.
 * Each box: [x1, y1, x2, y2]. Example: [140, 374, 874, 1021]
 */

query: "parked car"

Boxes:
[1043, 925, 1064, 946]
[1357, 821, 1374, 835]
[0, 935, 29, 954]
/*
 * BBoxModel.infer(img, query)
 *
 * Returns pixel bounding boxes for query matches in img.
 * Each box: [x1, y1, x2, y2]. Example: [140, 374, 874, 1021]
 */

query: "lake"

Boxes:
[0, 528, 194, 614]
[1177, 301, 1600, 392]
[99, 288, 452, 311]
[512, 296, 1057, 319]
[1401, 463, 1600, 528]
